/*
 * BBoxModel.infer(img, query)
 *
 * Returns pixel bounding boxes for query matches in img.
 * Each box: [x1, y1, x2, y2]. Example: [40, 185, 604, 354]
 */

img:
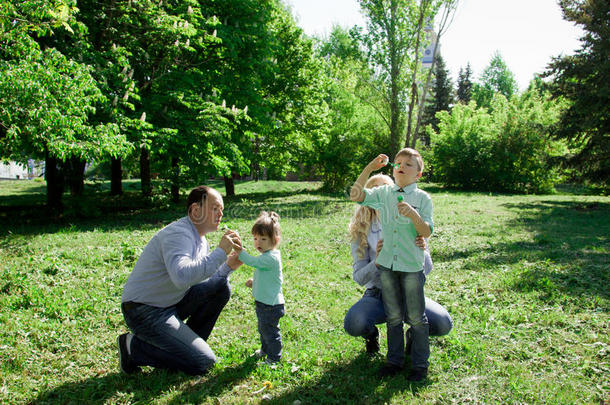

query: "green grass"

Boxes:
[0, 180, 608, 404]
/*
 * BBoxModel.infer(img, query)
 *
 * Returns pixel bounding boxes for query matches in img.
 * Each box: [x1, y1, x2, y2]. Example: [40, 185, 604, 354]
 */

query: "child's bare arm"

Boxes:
[349, 154, 389, 202]
[398, 202, 432, 238]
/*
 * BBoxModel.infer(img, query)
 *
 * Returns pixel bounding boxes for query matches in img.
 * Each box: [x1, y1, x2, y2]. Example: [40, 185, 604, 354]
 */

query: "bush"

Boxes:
[430, 89, 564, 193]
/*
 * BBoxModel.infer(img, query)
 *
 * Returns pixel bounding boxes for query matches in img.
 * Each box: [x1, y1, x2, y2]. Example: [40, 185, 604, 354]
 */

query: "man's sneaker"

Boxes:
[377, 363, 403, 377]
[365, 326, 380, 355]
[117, 333, 140, 374]
[407, 366, 428, 382]
[405, 327, 413, 356]
[254, 349, 266, 359]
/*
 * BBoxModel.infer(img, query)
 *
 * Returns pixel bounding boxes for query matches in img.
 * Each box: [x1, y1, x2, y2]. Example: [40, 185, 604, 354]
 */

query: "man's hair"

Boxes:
[252, 211, 281, 244]
[186, 185, 210, 213]
[395, 147, 424, 172]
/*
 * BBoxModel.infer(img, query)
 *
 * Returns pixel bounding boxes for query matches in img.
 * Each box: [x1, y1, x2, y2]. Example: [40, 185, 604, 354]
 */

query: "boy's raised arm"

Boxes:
[349, 154, 388, 202]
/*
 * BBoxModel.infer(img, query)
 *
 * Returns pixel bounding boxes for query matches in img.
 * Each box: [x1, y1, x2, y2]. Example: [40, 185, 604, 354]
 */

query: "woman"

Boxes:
[344, 174, 452, 355]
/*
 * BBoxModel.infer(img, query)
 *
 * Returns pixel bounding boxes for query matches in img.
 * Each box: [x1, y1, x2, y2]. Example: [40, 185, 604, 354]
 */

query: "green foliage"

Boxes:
[544, 0, 610, 184]
[312, 26, 385, 192]
[0, 1, 132, 164]
[430, 85, 565, 193]
[420, 54, 453, 139]
[472, 51, 518, 110]
[456, 62, 473, 104]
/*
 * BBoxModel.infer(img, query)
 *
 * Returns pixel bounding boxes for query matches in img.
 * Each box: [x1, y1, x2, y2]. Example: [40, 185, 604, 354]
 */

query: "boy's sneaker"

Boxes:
[377, 363, 403, 377]
[254, 349, 266, 359]
[365, 326, 380, 355]
[117, 333, 140, 374]
[407, 366, 428, 382]
[405, 327, 413, 356]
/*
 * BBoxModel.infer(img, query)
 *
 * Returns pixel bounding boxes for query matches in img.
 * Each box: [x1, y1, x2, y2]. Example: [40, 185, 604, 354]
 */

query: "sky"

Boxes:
[285, 0, 584, 91]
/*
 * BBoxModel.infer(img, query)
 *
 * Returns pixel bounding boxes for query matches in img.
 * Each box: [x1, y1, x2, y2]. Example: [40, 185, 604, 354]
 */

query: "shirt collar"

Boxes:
[392, 183, 417, 193]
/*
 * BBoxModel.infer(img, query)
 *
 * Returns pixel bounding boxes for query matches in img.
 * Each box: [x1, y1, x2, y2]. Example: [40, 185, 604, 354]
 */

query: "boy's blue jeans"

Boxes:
[379, 266, 429, 369]
[255, 301, 285, 362]
[121, 275, 231, 375]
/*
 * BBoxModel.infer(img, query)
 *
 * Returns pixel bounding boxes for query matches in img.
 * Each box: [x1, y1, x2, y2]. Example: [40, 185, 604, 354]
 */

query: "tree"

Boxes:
[357, 0, 446, 157]
[456, 62, 472, 103]
[0, 0, 131, 211]
[472, 51, 517, 109]
[420, 54, 453, 142]
[430, 84, 565, 193]
[544, 0, 609, 183]
[313, 26, 383, 191]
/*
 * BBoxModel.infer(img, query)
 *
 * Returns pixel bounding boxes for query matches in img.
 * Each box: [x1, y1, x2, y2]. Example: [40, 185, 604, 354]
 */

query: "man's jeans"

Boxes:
[122, 275, 231, 375]
[255, 301, 285, 362]
[379, 266, 429, 368]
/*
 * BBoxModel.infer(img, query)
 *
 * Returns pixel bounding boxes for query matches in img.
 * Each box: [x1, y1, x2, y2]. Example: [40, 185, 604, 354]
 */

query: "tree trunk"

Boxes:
[110, 157, 123, 195]
[140, 147, 152, 196]
[67, 157, 86, 195]
[171, 156, 180, 203]
[224, 174, 235, 197]
[45, 150, 64, 213]
[405, 0, 428, 147]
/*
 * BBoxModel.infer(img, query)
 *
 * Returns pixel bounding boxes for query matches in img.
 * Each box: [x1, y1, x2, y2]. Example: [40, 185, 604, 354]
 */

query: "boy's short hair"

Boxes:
[395, 148, 424, 172]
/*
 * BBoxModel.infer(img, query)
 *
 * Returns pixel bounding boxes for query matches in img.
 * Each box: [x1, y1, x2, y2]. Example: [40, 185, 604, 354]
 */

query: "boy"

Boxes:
[350, 148, 433, 382]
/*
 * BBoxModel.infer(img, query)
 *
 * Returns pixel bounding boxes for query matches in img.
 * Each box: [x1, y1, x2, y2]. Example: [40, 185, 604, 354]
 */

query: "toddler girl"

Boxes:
[239, 211, 284, 364]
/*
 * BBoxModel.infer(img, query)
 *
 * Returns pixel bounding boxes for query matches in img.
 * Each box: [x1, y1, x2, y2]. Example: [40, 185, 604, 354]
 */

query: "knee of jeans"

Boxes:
[217, 278, 231, 304]
[343, 313, 369, 337]
[432, 315, 453, 336]
[190, 352, 216, 375]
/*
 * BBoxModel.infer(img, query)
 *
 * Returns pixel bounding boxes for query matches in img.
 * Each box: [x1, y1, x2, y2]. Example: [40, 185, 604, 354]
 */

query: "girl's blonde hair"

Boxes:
[348, 174, 393, 259]
[252, 211, 281, 245]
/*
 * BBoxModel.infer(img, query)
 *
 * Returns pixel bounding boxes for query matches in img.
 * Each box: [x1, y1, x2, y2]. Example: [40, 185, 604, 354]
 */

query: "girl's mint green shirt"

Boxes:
[360, 183, 434, 272]
[238, 249, 284, 306]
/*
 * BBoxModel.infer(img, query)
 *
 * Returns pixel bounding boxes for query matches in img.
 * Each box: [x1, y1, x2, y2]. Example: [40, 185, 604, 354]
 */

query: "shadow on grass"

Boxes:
[265, 353, 428, 405]
[435, 199, 610, 304]
[166, 353, 428, 404]
[32, 357, 260, 404]
[0, 187, 348, 238]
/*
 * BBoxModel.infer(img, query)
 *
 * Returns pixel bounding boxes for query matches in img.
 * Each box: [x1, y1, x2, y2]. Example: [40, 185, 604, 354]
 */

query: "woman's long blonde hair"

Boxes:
[348, 174, 393, 259]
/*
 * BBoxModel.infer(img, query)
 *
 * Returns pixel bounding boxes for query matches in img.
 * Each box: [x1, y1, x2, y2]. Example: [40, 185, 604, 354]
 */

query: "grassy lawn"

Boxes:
[0, 180, 608, 404]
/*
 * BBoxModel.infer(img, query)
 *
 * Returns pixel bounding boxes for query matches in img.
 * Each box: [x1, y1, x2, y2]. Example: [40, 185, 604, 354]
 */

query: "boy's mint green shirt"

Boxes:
[238, 249, 284, 306]
[360, 183, 434, 272]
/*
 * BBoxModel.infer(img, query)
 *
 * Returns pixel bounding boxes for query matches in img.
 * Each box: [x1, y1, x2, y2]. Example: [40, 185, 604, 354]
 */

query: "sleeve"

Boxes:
[238, 250, 277, 271]
[419, 193, 434, 234]
[423, 247, 433, 276]
[359, 186, 385, 210]
[351, 237, 379, 286]
[161, 227, 227, 289]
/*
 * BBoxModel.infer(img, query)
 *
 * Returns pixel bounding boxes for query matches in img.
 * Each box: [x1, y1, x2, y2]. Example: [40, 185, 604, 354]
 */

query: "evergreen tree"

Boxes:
[456, 62, 473, 103]
[420, 54, 453, 144]
[544, 0, 609, 184]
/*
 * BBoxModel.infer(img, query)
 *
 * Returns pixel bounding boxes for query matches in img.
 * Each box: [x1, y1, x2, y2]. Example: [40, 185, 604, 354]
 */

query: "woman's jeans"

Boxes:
[344, 287, 452, 339]
[121, 275, 231, 375]
[255, 301, 285, 362]
[379, 266, 429, 368]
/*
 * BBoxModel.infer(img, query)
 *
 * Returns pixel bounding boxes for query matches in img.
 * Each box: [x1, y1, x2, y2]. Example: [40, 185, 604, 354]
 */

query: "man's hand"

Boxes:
[227, 251, 243, 270]
[376, 239, 384, 257]
[219, 230, 242, 255]
[415, 235, 427, 250]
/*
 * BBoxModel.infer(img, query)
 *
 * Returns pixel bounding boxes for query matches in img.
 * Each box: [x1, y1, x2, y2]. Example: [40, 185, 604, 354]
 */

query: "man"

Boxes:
[118, 185, 243, 375]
